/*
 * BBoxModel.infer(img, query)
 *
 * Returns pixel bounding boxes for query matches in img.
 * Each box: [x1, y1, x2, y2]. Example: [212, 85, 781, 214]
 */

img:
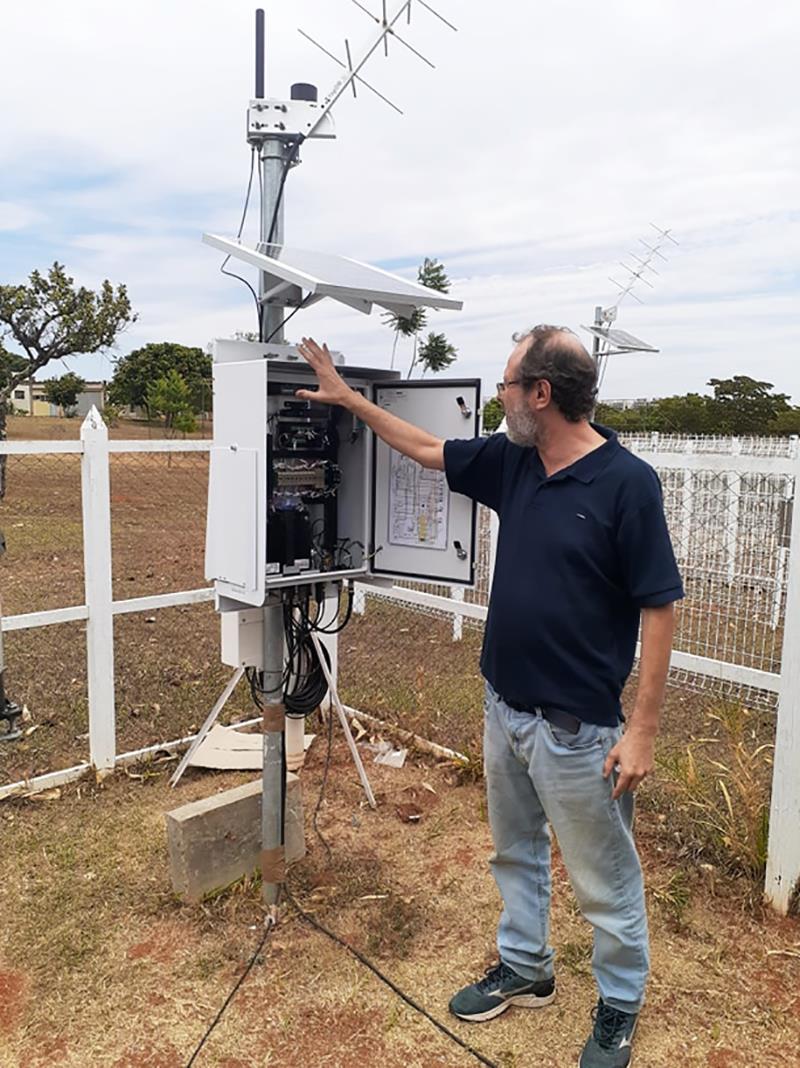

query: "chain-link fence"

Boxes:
[2, 431, 797, 785]
[623, 433, 798, 459]
[0, 621, 88, 785]
[110, 450, 210, 601]
[0, 439, 220, 788]
[627, 435, 797, 708]
[0, 453, 84, 616]
[340, 436, 799, 747]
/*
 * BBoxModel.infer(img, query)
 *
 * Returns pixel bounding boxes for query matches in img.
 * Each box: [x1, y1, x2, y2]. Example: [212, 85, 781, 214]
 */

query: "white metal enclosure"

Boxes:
[371, 380, 479, 583]
[203, 341, 480, 606]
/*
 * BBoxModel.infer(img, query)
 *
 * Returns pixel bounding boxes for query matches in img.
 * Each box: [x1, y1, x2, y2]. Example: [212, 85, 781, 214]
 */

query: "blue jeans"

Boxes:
[483, 683, 649, 1014]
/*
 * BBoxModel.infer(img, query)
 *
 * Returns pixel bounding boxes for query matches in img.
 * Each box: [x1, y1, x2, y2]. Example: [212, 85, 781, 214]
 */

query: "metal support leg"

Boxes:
[310, 631, 376, 809]
[169, 666, 246, 787]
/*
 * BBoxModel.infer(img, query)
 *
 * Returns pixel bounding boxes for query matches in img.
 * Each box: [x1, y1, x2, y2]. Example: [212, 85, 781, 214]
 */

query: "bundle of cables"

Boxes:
[245, 582, 354, 718]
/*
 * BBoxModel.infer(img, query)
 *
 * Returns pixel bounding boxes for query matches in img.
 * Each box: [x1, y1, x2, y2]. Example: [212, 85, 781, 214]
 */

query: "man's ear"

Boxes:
[529, 379, 552, 411]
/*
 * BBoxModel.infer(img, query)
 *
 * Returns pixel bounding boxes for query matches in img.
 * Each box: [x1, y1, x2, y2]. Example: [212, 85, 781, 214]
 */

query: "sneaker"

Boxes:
[578, 999, 639, 1068]
[448, 961, 556, 1022]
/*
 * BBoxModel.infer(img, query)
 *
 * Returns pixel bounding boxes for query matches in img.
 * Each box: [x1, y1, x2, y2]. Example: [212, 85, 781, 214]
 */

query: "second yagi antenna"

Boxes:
[298, 0, 457, 129]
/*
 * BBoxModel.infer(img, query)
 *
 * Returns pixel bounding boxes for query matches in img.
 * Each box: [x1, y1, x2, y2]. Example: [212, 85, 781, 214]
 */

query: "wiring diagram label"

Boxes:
[387, 449, 449, 550]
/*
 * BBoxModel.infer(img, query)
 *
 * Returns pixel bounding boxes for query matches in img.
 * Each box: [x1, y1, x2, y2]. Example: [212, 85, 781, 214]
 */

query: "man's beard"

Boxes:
[505, 404, 539, 447]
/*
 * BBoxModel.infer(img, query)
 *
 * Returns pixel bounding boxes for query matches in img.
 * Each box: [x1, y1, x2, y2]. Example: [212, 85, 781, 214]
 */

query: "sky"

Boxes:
[1, 0, 799, 403]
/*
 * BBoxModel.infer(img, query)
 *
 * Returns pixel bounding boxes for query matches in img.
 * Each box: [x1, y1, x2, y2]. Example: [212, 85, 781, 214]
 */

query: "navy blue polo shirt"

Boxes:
[444, 426, 684, 725]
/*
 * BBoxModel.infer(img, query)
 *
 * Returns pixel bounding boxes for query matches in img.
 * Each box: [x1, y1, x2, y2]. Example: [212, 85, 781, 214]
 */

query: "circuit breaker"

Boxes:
[204, 338, 480, 609]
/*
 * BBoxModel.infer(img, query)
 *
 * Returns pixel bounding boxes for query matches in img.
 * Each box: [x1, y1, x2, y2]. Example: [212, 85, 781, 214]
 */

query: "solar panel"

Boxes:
[203, 234, 463, 316]
[581, 325, 659, 353]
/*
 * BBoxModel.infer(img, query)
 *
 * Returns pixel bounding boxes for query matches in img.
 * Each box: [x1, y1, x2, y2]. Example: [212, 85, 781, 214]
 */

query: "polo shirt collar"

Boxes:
[534, 423, 620, 484]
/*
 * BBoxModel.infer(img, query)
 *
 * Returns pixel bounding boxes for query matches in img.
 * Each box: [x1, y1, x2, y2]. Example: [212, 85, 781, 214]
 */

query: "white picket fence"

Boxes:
[1, 413, 798, 913]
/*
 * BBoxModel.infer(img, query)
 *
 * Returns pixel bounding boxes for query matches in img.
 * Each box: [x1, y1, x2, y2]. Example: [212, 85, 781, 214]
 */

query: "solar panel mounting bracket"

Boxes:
[247, 98, 336, 142]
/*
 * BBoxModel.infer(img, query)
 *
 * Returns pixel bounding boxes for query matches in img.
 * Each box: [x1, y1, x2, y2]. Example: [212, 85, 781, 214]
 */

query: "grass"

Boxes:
[1, 415, 799, 1062]
[6, 413, 212, 442]
[2, 738, 799, 1067]
[650, 701, 773, 881]
[649, 869, 693, 930]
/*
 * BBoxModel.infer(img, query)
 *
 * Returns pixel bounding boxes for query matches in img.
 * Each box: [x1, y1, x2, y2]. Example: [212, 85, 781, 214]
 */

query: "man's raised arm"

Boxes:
[296, 337, 445, 470]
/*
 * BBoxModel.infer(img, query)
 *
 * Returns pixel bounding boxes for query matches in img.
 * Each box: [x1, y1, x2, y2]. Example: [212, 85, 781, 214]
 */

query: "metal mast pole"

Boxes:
[255, 8, 292, 345]
[254, 7, 288, 909]
[591, 304, 602, 368]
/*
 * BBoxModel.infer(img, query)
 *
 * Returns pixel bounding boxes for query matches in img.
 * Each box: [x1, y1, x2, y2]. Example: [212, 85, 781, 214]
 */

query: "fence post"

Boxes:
[765, 449, 800, 913]
[353, 584, 366, 615]
[451, 585, 464, 641]
[726, 440, 742, 582]
[679, 440, 694, 562]
[81, 407, 116, 771]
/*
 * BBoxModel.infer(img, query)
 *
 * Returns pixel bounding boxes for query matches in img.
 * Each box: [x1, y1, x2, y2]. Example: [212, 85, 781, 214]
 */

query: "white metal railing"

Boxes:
[622, 432, 799, 459]
[354, 436, 800, 914]
[0, 410, 214, 794]
[1, 419, 798, 913]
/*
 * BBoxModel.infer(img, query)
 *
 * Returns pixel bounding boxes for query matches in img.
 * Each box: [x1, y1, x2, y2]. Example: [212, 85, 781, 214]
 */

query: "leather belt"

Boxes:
[502, 697, 582, 735]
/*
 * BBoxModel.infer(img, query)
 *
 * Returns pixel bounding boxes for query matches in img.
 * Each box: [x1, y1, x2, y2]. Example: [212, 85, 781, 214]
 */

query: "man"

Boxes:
[297, 326, 683, 1068]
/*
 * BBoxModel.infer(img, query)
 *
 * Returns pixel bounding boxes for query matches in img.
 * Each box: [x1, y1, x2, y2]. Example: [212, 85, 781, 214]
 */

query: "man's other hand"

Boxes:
[296, 337, 352, 406]
[603, 728, 655, 800]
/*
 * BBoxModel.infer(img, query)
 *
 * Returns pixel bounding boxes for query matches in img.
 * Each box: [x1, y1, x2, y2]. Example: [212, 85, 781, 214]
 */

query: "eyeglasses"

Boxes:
[496, 378, 524, 394]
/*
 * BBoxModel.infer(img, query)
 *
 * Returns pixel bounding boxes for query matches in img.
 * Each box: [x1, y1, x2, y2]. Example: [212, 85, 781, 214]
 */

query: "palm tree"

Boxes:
[382, 258, 458, 377]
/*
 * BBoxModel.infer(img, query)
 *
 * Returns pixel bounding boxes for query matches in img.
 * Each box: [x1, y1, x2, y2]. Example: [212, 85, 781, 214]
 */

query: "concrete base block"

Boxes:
[166, 774, 304, 902]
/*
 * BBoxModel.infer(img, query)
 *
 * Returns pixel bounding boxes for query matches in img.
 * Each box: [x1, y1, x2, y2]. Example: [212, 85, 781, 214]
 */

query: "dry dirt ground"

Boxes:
[4, 415, 212, 442]
[1, 725, 799, 1068]
[2, 415, 798, 1066]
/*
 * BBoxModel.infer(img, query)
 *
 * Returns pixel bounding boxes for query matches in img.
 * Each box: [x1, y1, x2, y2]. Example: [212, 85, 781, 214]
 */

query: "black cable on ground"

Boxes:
[184, 912, 278, 1068]
[185, 589, 498, 1066]
[282, 882, 500, 1068]
[311, 703, 335, 863]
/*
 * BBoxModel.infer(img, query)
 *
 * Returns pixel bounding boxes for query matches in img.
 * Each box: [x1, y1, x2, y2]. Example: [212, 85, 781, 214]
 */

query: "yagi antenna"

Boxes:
[211, 4, 460, 353]
[582, 224, 679, 391]
[298, 0, 457, 132]
[298, 29, 403, 114]
[607, 224, 679, 310]
[350, 0, 436, 66]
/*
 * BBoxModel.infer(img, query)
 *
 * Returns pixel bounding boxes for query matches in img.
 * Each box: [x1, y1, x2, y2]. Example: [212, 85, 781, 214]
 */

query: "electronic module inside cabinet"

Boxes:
[204, 339, 480, 609]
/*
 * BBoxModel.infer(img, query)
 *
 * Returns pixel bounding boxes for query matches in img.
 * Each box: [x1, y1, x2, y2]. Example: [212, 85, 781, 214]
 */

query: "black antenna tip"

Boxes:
[255, 9, 265, 99]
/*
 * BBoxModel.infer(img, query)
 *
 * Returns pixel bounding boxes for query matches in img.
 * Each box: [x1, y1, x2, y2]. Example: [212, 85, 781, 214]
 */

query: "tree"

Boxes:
[482, 396, 504, 434]
[382, 258, 458, 377]
[596, 380, 798, 436]
[0, 346, 27, 393]
[0, 262, 135, 495]
[417, 332, 457, 376]
[145, 369, 198, 436]
[707, 376, 790, 435]
[772, 407, 800, 435]
[108, 342, 211, 417]
[42, 372, 86, 416]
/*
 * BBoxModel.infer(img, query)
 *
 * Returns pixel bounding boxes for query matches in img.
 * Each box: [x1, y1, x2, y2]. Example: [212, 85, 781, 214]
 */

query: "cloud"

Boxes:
[1, 0, 798, 400]
[0, 202, 45, 231]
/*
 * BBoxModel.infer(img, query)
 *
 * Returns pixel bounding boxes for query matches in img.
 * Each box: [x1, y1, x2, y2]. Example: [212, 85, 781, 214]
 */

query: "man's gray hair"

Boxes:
[512, 325, 598, 422]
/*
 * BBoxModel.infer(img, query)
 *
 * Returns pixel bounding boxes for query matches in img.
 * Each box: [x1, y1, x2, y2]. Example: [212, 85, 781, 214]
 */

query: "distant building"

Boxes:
[11, 380, 107, 417]
[601, 397, 651, 411]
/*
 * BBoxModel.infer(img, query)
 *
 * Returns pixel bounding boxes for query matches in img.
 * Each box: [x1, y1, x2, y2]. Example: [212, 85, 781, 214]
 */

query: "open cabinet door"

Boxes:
[370, 379, 480, 585]
[204, 358, 268, 606]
